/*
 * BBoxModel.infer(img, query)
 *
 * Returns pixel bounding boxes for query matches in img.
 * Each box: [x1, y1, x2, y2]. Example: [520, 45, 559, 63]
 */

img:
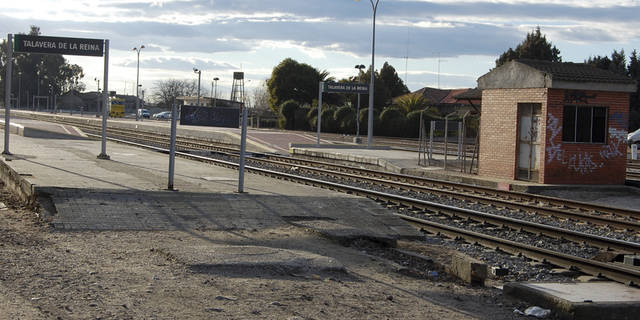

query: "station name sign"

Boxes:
[13, 35, 104, 57]
[323, 82, 369, 94]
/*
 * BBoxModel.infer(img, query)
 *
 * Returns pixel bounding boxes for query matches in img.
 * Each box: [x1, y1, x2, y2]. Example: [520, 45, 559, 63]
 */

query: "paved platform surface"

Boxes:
[504, 282, 640, 320]
[0, 130, 422, 246]
[5, 110, 640, 211]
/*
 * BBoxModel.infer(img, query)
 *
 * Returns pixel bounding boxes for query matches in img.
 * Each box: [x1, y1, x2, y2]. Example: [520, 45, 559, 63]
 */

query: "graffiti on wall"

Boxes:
[545, 113, 626, 175]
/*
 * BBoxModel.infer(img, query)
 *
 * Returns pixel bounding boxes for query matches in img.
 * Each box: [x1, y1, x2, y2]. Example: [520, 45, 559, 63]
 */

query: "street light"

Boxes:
[133, 45, 145, 121]
[358, 0, 380, 148]
[193, 68, 202, 105]
[213, 77, 219, 107]
[355, 64, 366, 142]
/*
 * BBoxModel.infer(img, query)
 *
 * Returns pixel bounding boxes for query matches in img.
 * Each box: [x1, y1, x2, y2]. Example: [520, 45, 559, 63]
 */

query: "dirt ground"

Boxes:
[0, 188, 526, 320]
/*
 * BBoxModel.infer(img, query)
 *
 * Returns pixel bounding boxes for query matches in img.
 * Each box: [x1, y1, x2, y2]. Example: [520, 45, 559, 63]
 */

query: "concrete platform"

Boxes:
[0, 128, 422, 248]
[166, 245, 346, 276]
[504, 282, 640, 320]
[5, 110, 639, 211]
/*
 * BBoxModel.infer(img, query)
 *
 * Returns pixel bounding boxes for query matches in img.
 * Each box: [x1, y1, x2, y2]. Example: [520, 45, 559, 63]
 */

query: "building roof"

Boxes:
[516, 59, 636, 85]
[397, 87, 478, 105]
[453, 88, 482, 100]
[478, 59, 637, 92]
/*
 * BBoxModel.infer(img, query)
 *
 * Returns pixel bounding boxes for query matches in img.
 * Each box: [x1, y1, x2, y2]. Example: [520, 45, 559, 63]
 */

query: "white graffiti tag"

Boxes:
[566, 152, 602, 175]
[545, 112, 626, 175]
[545, 114, 564, 164]
[600, 128, 627, 160]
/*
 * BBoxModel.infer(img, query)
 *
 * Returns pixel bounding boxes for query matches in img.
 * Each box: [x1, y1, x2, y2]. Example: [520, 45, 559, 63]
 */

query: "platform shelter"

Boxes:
[477, 59, 636, 184]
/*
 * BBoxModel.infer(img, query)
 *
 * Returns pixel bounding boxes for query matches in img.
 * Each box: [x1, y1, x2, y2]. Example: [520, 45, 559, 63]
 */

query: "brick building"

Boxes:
[477, 59, 636, 184]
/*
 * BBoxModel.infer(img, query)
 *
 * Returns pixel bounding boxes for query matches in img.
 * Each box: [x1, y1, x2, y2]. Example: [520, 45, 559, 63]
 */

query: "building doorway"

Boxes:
[517, 103, 542, 181]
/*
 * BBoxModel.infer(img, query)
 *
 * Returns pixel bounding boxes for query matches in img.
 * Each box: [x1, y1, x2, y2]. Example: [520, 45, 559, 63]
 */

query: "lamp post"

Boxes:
[133, 45, 144, 121]
[355, 64, 365, 142]
[17, 71, 22, 109]
[359, 0, 380, 148]
[94, 77, 100, 115]
[193, 68, 202, 105]
[213, 77, 219, 107]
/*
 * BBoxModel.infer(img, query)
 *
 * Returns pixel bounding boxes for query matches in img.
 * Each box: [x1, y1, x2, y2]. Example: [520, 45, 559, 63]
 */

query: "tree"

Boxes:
[629, 50, 640, 130]
[152, 79, 197, 107]
[251, 80, 273, 117]
[379, 62, 409, 98]
[393, 92, 429, 114]
[586, 49, 640, 130]
[1, 26, 85, 106]
[266, 58, 334, 113]
[496, 27, 561, 67]
[585, 49, 627, 75]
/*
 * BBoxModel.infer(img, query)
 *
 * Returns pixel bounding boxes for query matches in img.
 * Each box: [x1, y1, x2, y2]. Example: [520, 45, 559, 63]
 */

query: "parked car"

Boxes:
[138, 109, 150, 119]
[153, 111, 171, 120]
[629, 128, 640, 144]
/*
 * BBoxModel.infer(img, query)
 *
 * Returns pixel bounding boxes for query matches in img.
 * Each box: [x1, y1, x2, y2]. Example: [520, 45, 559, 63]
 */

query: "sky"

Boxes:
[1, 0, 639, 101]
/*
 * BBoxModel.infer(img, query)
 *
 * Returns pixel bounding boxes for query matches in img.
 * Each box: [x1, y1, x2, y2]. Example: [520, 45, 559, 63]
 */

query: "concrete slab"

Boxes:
[164, 245, 346, 276]
[0, 129, 423, 246]
[504, 282, 640, 320]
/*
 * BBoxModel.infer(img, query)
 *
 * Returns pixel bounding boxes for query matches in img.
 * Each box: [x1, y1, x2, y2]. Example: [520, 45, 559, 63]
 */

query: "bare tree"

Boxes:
[152, 79, 198, 107]
[252, 80, 274, 116]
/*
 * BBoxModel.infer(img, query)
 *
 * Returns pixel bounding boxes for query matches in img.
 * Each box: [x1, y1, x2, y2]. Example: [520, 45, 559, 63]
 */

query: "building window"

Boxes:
[562, 105, 607, 143]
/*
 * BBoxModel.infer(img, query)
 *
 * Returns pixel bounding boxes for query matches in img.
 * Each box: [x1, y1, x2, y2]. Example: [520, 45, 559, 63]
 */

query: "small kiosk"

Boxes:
[477, 59, 636, 184]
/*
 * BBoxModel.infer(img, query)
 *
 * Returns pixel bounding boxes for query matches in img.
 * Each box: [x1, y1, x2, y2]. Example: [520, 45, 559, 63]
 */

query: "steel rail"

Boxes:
[81, 132, 640, 285]
[399, 214, 640, 286]
[16, 111, 640, 220]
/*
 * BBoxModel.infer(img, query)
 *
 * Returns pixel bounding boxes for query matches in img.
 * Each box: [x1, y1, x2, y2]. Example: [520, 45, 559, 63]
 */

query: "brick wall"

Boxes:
[542, 89, 629, 184]
[478, 88, 547, 180]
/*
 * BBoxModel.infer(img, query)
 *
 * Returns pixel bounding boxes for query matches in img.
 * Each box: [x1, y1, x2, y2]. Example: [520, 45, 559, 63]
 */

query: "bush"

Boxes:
[405, 110, 424, 138]
[379, 107, 407, 137]
[294, 106, 311, 131]
[321, 106, 338, 133]
[334, 105, 356, 134]
[279, 99, 299, 129]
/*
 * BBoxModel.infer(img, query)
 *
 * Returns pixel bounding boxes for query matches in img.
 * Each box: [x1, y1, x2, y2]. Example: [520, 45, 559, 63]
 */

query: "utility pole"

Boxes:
[133, 45, 144, 120]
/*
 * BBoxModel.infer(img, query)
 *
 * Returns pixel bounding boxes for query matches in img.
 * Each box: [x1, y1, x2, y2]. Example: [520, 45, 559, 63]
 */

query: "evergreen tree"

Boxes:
[1, 26, 84, 105]
[496, 27, 561, 67]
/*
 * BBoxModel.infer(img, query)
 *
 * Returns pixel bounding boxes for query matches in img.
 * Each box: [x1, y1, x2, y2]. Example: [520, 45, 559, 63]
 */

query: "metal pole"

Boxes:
[210, 80, 214, 104]
[135, 49, 140, 121]
[98, 39, 110, 160]
[317, 82, 323, 145]
[168, 101, 177, 190]
[367, 0, 380, 149]
[214, 78, 218, 107]
[356, 93, 360, 138]
[429, 120, 435, 162]
[197, 71, 201, 106]
[3, 34, 13, 155]
[17, 74, 21, 109]
[238, 107, 248, 193]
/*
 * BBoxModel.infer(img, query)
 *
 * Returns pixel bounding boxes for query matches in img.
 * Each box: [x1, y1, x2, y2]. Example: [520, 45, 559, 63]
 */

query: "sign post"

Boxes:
[317, 82, 323, 145]
[238, 107, 248, 193]
[316, 81, 369, 146]
[11, 34, 108, 159]
[168, 101, 178, 190]
[98, 39, 110, 159]
[3, 34, 13, 155]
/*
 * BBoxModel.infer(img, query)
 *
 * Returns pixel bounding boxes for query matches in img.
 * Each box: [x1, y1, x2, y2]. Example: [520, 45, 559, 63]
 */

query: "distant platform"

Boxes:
[505, 282, 640, 320]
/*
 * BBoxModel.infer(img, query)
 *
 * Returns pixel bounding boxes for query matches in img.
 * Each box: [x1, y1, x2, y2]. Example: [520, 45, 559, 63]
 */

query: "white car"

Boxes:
[152, 111, 171, 120]
[629, 128, 640, 144]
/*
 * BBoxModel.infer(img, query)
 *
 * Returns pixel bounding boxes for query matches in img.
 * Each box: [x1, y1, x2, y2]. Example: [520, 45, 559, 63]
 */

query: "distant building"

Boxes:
[395, 87, 480, 114]
[57, 90, 142, 114]
[177, 96, 243, 109]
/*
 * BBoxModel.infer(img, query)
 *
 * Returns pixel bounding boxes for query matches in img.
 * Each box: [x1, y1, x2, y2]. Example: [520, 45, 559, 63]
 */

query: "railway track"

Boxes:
[14, 112, 640, 285]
